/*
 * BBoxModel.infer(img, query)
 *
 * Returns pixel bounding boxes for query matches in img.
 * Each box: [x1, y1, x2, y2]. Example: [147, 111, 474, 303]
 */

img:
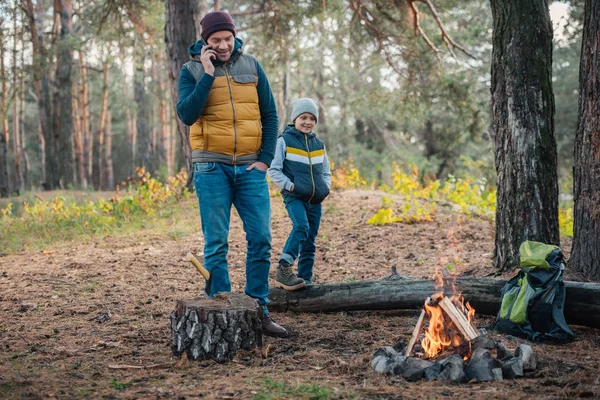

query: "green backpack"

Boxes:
[495, 241, 574, 342]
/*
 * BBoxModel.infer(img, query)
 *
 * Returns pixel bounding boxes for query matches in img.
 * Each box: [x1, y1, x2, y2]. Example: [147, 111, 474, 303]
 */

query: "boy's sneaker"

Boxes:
[274, 263, 306, 291]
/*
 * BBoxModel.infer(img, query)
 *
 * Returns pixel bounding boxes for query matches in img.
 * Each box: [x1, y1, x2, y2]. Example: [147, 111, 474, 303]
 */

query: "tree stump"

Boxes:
[170, 293, 262, 362]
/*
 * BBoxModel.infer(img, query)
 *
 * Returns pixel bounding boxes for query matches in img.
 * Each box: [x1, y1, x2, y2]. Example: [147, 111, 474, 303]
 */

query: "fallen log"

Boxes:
[268, 278, 600, 329]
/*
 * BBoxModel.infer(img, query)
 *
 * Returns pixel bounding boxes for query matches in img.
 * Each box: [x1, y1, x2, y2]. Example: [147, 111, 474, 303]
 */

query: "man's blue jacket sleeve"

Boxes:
[176, 68, 214, 126]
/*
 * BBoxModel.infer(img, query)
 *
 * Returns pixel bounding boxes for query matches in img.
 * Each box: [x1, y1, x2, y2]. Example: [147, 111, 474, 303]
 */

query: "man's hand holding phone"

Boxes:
[201, 45, 217, 76]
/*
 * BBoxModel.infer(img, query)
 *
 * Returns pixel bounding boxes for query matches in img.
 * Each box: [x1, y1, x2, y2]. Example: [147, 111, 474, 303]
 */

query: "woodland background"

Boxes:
[0, 0, 581, 193]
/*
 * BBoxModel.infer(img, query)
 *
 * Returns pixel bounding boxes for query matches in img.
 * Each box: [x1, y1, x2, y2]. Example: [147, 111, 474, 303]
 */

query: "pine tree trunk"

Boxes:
[0, 27, 10, 198]
[78, 52, 91, 186]
[133, 37, 152, 173]
[12, 6, 23, 195]
[316, 22, 328, 146]
[490, 0, 560, 271]
[105, 110, 114, 190]
[94, 59, 109, 190]
[72, 83, 85, 187]
[570, 0, 600, 279]
[154, 51, 170, 174]
[170, 294, 263, 362]
[165, 0, 207, 190]
[57, 0, 74, 188]
[19, 29, 29, 190]
[23, 0, 46, 189]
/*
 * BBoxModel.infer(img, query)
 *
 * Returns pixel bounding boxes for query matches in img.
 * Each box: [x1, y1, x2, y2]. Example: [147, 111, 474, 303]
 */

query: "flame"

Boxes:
[419, 268, 476, 359]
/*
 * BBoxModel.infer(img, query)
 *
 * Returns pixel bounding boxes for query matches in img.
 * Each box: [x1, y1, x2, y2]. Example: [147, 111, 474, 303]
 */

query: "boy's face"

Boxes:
[206, 31, 235, 62]
[294, 113, 316, 134]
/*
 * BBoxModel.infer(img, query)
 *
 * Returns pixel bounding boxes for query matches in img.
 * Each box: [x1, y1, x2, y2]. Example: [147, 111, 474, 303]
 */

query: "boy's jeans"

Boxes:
[280, 196, 322, 282]
[193, 162, 272, 307]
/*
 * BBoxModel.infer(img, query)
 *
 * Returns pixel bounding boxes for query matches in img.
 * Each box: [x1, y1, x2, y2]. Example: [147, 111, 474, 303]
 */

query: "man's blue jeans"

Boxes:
[193, 162, 272, 307]
[280, 196, 322, 282]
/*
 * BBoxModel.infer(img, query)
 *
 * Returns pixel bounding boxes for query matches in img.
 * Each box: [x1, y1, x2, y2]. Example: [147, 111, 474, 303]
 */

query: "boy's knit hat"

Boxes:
[201, 11, 236, 41]
[291, 98, 318, 123]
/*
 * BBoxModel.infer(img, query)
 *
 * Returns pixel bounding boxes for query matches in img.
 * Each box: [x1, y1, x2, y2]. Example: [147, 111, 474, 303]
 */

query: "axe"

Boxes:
[185, 252, 211, 280]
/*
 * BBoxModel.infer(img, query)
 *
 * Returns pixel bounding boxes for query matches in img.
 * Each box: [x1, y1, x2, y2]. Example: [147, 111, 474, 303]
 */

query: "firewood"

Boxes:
[404, 297, 430, 356]
[438, 297, 480, 341]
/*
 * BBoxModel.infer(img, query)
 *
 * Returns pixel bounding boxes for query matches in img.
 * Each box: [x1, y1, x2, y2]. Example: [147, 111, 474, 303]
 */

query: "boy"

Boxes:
[268, 98, 331, 290]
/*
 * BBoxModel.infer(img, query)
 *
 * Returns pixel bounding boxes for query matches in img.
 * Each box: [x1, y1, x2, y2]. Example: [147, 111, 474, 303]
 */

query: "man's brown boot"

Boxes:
[262, 314, 289, 338]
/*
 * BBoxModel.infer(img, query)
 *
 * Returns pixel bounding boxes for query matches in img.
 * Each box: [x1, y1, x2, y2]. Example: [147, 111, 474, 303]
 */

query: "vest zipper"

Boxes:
[305, 135, 316, 203]
[224, 64, 238, 164]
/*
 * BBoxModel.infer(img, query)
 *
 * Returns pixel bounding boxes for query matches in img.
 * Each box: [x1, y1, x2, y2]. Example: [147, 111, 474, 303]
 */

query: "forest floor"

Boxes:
[1, 189, 599, 399]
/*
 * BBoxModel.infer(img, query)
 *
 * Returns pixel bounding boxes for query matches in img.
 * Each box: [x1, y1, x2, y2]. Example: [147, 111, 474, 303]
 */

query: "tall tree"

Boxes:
[165, 0, 207, 189]
[12, 2, 23, 194]
[56, 0, 75, 188]
[0, 17, 9, 197]
[570, 0, 600, 279]
[22, 0, 48, 189]
[77, 51, 90, 187]
[490, 0, 560, 271]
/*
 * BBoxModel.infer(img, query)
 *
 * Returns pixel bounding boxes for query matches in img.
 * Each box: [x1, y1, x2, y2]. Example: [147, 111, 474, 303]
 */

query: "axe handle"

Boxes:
[185, 252, 211, 280]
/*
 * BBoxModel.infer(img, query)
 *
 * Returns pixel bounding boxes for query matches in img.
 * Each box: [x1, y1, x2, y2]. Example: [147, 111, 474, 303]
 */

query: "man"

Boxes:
[177, 11, 287, 338]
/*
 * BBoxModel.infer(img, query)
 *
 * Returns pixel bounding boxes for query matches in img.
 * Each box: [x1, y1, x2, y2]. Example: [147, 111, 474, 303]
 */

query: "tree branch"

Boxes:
[407, 0, 440, 57]
[417, 0, 476, 59]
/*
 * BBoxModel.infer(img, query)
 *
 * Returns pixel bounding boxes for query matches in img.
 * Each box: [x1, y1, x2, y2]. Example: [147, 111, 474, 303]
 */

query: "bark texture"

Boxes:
[134, 37, 153, 173]
[57, 0, 74, 188]
[23, 0, 47, 189]
[490, 0, 560, 271]
[269, 278, 600, 328]
[170, 293, 262, 362]
[0, 26, 9, 198]
[570, 0, 600, 280]
[165, 0, 206, 189]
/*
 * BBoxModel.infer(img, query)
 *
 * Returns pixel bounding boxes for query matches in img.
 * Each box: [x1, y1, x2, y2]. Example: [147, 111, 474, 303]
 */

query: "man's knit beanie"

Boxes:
[291, 98, 318, 123]
[201, 11, 236, 41]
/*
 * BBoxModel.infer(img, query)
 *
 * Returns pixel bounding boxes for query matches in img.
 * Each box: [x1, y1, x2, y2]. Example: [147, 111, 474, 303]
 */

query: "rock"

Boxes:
[496, 342, 513, 361]
[398, 357, 434, 382]
[372, 347, 406, 375]
[373, 346, 399, 358]
[439, 354, 467, 383]
[392, 341, 407, 353]
[472, 336, 497, 351]
[492, 368, 503, 381]
[515, 344, 537, 371]
[466, 348, 502, 382]
[423, 362, 442, 381]
[501, 357, 524, 379]
[372, 355, 396, 375]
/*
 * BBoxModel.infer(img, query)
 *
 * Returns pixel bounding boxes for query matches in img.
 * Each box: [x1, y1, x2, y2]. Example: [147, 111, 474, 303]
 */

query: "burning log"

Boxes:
[404, 297, 429, 357]
[437, 296, 479, 341]
[269, 278, 600, 328]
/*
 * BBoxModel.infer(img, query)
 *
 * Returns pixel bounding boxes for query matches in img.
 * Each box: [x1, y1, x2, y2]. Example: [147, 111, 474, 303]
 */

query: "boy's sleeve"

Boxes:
[323, 146, 332, 190]
[176, 66, 215, 126]
[256, 61, 279, 166]
[267, 137, 294, 191]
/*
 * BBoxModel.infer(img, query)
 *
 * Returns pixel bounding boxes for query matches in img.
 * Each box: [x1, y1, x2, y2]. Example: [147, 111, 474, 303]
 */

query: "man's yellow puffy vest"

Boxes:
[182, 54, 262, 165]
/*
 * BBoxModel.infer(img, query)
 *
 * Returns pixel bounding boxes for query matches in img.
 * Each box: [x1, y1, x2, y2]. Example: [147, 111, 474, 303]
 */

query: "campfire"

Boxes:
[405, 269, 479, 360]
[372, 269, 538, 382]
